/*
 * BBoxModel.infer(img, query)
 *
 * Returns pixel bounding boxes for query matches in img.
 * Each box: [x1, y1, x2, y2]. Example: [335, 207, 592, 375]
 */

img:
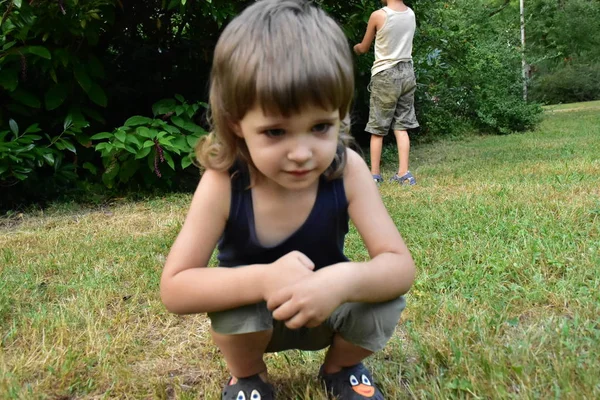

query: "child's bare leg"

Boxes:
[211, 329, 272, 382]
[321, 333, 373, 374]
[393, 129, 410, 176]
[370, 134, 384, 176]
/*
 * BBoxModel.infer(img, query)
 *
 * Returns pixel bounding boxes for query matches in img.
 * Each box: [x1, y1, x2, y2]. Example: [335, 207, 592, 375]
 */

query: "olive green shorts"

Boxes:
[208, 296, 406, 353]
[365, 62, 419, 136]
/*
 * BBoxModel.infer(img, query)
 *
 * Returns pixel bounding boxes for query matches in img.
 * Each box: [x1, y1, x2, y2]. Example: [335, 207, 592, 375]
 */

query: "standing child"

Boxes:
[160, 1, 415, 399]
[354, 0, 419, 185]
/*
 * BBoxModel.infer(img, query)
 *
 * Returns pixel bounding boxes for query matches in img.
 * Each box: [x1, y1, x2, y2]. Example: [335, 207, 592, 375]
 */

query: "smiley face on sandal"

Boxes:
[349, 374, 376, 397]
[235, 390, 262, 400]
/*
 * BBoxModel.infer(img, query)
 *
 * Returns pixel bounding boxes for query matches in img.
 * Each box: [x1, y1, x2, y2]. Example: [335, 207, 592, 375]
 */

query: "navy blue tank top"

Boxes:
[217, 164, 349, 270]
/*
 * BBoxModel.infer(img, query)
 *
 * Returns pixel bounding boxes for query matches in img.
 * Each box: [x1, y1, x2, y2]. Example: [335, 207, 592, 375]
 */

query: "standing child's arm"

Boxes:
[353, 10, 385, 55]
[160, 169, 315, 315]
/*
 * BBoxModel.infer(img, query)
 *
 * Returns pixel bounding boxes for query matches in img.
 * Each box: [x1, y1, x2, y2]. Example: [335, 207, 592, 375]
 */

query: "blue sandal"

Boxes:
[319, 363, 384, 399]
[390, 171, 416, 185]
[372, 174, 383, 184]
[221, 374, 274, 400]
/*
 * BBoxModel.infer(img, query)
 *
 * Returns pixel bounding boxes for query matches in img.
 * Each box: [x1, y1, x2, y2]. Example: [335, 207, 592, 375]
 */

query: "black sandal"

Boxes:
[319, 363, 384, 399]
[221, 373, 275, 400]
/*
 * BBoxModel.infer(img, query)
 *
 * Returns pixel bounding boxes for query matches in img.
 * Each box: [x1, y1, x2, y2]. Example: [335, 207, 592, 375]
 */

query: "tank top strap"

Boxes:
[227, 160, 250, 222]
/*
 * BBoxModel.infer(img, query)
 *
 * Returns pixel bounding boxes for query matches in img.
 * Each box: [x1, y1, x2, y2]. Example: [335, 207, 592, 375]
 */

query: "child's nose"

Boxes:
[287, 142, 313, 163]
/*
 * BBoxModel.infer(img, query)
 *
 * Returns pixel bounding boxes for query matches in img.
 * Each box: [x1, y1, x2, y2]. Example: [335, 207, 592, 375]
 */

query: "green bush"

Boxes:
[530, 63, 600, 104]
[91, 96, 207, 188]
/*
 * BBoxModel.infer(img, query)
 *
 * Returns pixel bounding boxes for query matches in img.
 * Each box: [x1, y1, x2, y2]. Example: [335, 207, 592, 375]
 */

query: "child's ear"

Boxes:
[230, 121, 243, 138]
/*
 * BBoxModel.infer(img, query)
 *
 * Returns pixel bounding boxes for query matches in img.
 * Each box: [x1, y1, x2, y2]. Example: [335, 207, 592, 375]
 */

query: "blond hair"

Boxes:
[196, 0, 355, 180]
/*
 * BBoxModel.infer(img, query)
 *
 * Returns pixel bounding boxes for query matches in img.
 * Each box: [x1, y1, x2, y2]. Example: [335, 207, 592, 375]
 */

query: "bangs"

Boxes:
[254, 41, 353, 117]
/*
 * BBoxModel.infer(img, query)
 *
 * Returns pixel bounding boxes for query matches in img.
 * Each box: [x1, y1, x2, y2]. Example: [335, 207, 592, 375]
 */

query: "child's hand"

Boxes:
[262, 251, 315, 301]
[267, 268, 344, 330]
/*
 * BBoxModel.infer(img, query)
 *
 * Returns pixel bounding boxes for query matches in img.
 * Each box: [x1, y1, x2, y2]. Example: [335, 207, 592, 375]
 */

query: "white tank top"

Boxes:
[372, 7, 416, 76]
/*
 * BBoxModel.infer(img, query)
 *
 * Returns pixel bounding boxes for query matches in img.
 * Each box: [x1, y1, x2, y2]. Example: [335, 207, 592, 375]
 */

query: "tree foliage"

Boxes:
[6, 0, 591, 206]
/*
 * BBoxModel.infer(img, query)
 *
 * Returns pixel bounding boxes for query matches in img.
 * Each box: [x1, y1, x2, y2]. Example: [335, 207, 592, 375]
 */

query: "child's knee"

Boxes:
[330, 296, 406, 352]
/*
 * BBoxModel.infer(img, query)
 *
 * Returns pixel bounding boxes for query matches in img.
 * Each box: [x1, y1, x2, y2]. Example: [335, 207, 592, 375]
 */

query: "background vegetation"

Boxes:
[1, 0, 598, 208]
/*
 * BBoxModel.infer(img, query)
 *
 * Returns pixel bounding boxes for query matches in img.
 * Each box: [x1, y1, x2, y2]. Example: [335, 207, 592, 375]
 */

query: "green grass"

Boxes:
[543, 100, 600, 112]
[1, 109, 599, 399]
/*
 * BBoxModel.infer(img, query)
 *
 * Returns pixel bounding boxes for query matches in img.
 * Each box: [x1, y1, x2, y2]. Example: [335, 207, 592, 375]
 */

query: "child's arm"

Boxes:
[160, 169, 314, 315]
[267, 150, 415, 329]
[335, 149, 416, 300]
[353, 10, 385, 55]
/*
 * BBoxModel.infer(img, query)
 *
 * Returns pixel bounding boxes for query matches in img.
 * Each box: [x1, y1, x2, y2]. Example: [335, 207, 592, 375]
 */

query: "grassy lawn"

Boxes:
[543, 100, 600, 112]
[1, 109, 599, 399]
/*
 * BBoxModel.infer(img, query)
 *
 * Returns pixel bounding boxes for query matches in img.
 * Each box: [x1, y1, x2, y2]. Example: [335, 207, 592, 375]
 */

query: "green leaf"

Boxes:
[127, 134, 142, 148]
[87, 83, 107, 107]
[60, 139, 77, 153]
[142, 140, 154, 148]
[42, 153, 55, 166]
[163, 125, 181, 134]
[136, 127, 156, 139]
[171, 116, 186, 129]
[9, 89, 41, 108]
[83, 162, 97, 175]
[9, 119, 19, 136]
[24, 124, 41, 134]
[167, 0, 179, 10]
[175, 94, 185, 103]
[125, 116, 153, 127]
[103, 162, 120, 188]
[0, 68, 19, 91]
[115, 131, 127, 142]
[181, 0, 187, 6]
[172, 136, 188, 152]
[12, 0, 22, 8]
[63, 115, 73, 131]
[2, 41, 16, 51]
[163, 151, 175, 170]
[181, 155, 194, 169]
[25, 46, 51, 59]
[90, 132, 113, 140]
[74, 63, 92, 92]
[119, 158, 139, 183]
[45, 84, 68, 110]
[186, 135, 200, 148]
[152, 98, 176, 116]
[135, 146, 152, 159]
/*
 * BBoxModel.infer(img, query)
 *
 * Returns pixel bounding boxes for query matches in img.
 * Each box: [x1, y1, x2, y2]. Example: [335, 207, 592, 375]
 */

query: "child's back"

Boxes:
[372, 6, 416, 76]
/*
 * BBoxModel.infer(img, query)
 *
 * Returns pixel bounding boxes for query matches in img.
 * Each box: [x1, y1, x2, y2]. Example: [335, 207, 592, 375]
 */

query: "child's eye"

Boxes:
[312, 123, 332, 134]
[264, 129, 285, 138]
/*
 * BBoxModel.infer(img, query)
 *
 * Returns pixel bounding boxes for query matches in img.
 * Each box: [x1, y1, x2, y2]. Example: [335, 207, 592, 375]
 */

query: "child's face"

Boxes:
[234, 104, 340, 190]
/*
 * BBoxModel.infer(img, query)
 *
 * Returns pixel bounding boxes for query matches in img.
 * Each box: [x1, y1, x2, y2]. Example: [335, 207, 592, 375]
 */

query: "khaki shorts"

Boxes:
[365, 62, 419, 136]
[208, 296, 406, 353]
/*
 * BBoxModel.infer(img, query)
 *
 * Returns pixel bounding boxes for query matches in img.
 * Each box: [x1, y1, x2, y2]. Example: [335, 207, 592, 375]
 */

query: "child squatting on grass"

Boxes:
[160, 1, 416, 399]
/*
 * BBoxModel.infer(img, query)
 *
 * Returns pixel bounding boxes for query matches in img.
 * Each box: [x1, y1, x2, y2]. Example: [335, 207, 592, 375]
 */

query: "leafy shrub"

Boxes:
[530, 63, 600, 104]
[0, 114, 88, 184]
[91, 96, 207, 188]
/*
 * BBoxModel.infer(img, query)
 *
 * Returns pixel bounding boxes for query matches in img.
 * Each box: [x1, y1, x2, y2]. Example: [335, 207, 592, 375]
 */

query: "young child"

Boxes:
[354, 0, 419, 185]
[160, 1, 415, 399]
